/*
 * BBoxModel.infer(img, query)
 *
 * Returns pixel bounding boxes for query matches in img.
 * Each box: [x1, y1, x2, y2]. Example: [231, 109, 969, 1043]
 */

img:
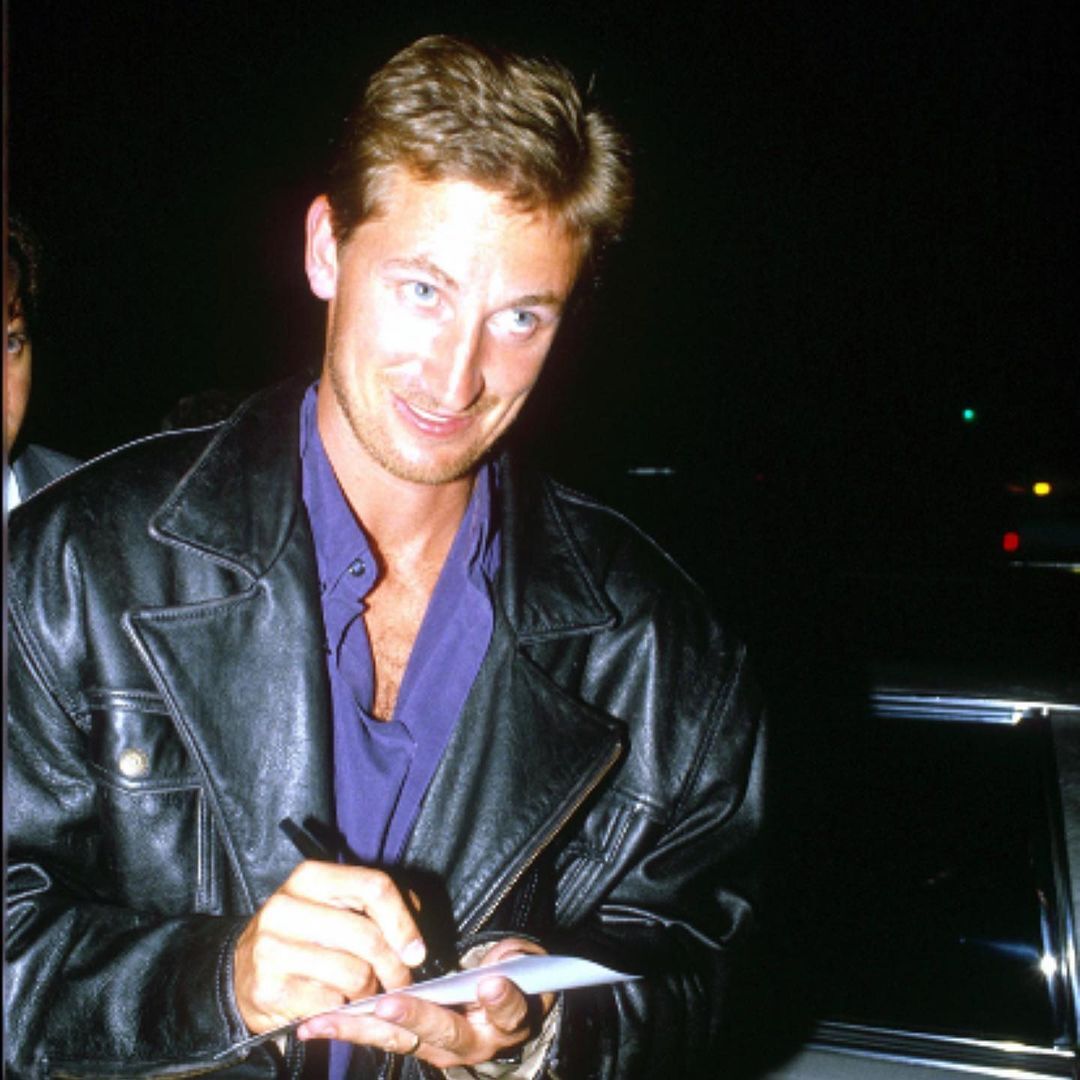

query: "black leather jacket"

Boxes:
[6, 380, 765, 1079]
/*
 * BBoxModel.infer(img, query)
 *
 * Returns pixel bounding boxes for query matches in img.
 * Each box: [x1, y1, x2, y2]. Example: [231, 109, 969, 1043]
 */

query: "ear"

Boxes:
[305, 195, 339, 300]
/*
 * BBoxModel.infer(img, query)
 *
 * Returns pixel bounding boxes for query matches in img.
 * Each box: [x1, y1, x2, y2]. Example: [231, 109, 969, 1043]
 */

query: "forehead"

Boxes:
[350, 168, 584, 292]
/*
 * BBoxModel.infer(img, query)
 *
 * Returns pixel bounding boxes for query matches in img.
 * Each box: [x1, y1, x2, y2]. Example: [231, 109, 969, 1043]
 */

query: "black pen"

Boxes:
[278, 816, 451, 982]
[279, 816, 338, 863]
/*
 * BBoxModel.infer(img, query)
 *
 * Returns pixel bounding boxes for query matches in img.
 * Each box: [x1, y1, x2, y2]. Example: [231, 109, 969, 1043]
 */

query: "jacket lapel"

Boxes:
[402, 457, 626, 932]
[125, 382, 334, 909]
[123, 397, 625, 921]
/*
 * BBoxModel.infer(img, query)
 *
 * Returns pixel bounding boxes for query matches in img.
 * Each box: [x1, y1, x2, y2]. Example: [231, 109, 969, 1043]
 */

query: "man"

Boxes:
[6, 35, 764, 1079]
[5, 214, 79, 511]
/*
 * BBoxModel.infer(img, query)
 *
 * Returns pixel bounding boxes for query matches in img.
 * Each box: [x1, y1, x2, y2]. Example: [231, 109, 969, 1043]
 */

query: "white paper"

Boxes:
[233, 954, 637, 1053]
[333, 954, 637, 1016]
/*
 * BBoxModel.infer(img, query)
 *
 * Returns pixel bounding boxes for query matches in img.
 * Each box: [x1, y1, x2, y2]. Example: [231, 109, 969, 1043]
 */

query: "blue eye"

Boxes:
[408, 281, 438, 305]
[490, 307, 547, 339]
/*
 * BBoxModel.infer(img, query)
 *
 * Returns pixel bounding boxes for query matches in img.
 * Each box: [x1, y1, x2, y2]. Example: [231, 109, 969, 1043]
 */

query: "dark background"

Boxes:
[8, 7, 1080, 1065]
[7, 1, 1079, 575]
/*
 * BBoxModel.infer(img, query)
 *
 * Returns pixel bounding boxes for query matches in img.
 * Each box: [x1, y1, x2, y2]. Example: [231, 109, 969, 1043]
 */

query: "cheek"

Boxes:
[4, 351, 31, 406]
[363, 301, 440, 366]
[4, 353, 32, 450]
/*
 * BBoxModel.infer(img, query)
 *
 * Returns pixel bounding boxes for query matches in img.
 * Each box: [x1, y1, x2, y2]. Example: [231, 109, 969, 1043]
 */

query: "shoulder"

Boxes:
[9, 426, 216, 551]
[8, 379, 303, 557]
[509, 466, 763, 809]
[8, 380, 308, 614]
[535, 469, 713, 621]
[12, 443, 82, 499]
[6, 426, 223, 645]
[501, 457, 737, 669]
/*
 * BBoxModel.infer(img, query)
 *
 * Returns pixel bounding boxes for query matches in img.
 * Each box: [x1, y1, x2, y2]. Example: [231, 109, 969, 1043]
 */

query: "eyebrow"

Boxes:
[509, 291, 566, 311]
[384, 256, 459, 292]
[383, 256, 567, 311]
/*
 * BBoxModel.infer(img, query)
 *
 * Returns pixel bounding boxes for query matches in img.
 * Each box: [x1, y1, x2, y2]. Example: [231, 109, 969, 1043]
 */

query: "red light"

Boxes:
[1002, 531, 1020, 553]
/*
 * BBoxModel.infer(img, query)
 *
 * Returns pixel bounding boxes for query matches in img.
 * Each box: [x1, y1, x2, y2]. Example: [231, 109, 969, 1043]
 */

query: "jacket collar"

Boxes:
[149, 378, 619, 643]
[494, 455, 619, 641]
[148, 379, 310, 583]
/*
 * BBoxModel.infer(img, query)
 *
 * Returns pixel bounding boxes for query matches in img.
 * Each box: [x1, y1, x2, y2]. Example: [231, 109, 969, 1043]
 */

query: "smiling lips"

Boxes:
[393, 394, 476, 438]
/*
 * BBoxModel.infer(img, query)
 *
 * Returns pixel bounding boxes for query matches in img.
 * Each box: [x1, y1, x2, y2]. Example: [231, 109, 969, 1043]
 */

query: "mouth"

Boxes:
[393, 395, 475, 438]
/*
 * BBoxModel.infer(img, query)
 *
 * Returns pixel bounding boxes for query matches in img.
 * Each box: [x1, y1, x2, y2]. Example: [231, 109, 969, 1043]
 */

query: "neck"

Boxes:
[350, 470, 474, 571]
[316, 404, 474, 572]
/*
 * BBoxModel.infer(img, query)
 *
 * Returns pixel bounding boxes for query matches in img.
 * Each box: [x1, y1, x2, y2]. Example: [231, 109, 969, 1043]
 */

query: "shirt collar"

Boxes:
[298, 383, 499, 597]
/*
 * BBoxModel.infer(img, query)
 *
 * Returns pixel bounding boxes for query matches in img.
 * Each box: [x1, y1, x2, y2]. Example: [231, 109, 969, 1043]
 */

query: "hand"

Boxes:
[234, 860, 426, 1033]
[296, 937, 556, 1066]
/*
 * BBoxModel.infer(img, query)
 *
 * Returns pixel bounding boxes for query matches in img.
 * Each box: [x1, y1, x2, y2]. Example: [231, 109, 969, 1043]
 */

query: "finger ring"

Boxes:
[404, 1032, 422, 1056]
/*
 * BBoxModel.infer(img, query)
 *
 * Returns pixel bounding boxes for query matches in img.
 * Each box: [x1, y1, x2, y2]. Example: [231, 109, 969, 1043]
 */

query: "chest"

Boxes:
[363, 571, 434, 721]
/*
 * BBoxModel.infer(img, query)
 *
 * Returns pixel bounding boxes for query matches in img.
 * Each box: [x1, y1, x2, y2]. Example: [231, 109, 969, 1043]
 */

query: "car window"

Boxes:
[787, 707, 1067, 1047]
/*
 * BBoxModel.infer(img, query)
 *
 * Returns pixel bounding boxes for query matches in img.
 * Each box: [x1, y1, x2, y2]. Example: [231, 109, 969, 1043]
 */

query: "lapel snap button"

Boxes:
[118, 747, 150, 779]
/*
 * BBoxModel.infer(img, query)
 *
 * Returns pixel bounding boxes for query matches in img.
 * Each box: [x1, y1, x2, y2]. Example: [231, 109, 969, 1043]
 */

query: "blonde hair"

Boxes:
[327, 35, 632, 267]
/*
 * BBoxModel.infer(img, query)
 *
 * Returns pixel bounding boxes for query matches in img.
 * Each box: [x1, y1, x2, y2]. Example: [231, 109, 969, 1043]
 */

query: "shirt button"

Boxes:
[348, 559, 365, 577]
[118, 747, 151, 779]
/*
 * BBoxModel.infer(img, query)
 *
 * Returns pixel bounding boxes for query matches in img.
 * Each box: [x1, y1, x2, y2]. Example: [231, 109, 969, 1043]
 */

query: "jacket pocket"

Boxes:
[87, 690, 219, 914]
[553, 796, 663, 927]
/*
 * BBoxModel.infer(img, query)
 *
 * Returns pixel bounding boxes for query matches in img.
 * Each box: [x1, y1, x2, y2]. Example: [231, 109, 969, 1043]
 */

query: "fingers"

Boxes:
[287, 928, 554, 1067]
[258, 888, 413, 992]
[475, 976, 532, 1037]
[299, 988, 535, 1068]
[301, 969, 543, 1067]
[286, 862, 426, 970]
[474, 937, 556, 1022]
[234, 861, 426, 1034]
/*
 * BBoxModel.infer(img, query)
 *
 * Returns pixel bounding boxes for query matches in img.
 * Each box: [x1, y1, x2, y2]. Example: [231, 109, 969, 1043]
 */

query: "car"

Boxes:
[1000, 475, 1080, 572]
[552, 461, 1080, 1077]
[759, 677, 1080, 1079]
[728, 566, 1080, 1080]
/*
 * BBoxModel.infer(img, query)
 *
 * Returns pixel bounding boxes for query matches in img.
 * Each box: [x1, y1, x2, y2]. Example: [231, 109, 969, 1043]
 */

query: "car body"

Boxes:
[762, 681, 1080, 1079]
[567, 464, 1080, 1077]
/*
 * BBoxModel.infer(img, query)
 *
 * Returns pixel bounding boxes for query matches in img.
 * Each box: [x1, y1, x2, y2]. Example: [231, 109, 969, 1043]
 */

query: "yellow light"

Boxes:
[1033, 482, 1052, 497]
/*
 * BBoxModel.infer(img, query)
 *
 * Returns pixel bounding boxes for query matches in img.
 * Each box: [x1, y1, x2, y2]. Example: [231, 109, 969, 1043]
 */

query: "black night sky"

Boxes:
[7, 1, 1079, 579]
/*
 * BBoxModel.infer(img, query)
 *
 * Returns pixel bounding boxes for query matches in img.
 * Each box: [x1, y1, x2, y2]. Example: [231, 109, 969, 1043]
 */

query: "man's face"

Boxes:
[306, 169, 583, 488]
[4, 282, 32, 457]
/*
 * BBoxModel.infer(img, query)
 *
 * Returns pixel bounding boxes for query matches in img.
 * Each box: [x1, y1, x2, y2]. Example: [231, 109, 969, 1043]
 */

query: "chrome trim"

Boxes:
[802, 1043, 1068, 1079]
[870, 691, 1080, 726]
[808, 1020, 1077, 1078]
[1048, 715, 1080, 1043]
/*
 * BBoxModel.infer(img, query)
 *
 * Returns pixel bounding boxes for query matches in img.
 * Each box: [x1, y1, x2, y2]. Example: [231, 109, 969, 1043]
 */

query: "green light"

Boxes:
[962, 407, 977, 423]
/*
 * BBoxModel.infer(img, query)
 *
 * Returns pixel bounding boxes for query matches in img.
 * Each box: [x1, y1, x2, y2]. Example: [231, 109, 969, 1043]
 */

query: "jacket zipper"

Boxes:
[465, 739, 623, 936]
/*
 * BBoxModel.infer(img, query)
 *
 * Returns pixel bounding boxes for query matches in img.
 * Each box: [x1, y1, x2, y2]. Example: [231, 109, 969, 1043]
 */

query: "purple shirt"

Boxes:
[300, 385, 499, 863]
[299, 386, 498, 1077]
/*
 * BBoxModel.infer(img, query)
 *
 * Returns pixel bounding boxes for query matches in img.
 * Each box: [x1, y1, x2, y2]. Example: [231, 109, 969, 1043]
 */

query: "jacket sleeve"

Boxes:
[5, 613, 275, 1079]
[548, 641, 767, 1079]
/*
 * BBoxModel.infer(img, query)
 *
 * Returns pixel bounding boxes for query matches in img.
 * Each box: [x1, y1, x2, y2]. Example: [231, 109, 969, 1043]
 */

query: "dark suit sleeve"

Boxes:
[12, 443, 81, 501]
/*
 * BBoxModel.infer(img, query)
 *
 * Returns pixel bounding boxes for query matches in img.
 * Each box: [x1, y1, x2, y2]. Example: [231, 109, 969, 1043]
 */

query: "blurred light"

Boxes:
[962, 407, 977, 423]
[1033, 481, 1052, 497]
[1002, 532, 1021, 553]
[1040, 953, 1059, 979]
[626, 466, 677, 477]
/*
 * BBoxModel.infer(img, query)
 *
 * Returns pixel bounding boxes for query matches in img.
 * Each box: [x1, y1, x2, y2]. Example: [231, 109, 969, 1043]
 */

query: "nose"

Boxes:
[428, 317, 486, 412]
